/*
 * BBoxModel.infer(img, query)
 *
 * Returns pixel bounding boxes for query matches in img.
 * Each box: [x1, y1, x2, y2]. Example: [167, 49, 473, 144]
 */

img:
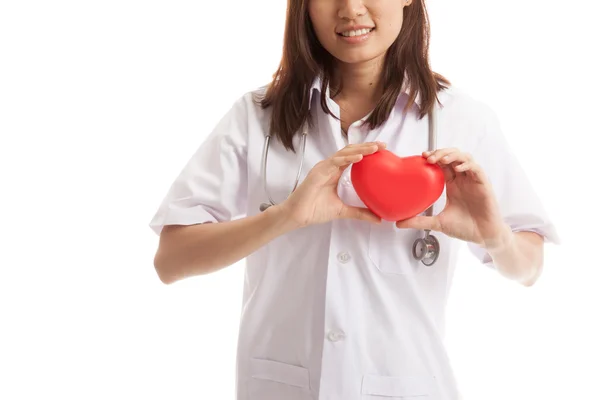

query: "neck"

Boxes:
[331, 57, 385, 103]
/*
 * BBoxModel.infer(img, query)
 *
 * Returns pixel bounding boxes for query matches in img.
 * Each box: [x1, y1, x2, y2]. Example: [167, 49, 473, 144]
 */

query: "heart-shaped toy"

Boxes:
[350, 149, 445, 221]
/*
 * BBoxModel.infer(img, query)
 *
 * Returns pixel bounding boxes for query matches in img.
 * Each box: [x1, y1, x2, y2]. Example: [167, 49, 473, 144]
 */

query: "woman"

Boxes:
[149, 0, 559, 399]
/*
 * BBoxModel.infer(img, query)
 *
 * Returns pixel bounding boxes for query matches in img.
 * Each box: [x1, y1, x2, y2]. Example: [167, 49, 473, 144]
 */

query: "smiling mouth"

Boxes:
[337, 27, 375, 37]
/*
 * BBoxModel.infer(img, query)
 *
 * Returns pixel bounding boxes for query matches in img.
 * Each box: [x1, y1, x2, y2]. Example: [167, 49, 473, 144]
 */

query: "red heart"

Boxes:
[350, 149, 445, 221]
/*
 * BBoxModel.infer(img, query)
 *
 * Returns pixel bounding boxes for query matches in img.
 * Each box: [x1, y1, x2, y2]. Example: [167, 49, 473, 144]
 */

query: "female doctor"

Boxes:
[149, 0, 559, 399]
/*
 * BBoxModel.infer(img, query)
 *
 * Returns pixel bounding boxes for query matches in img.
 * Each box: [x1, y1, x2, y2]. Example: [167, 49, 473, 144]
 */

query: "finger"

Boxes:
[395, 215, 441, 231]
[423, 148, 460, 163]
[331, 153, 364, 168]
[454, 159, 484, 173]
[337, 141, 386, 157]
[424, 149, 473, 182]
[436, 151, 472, 166]
[327, 143, 386, 172]
[454, 161, 486, 183]
[353, 141, 386, 149]
[340, 143, 380, 156]
[441, 163, 457, 183]
[340, 205, 382, 224]
[335, 144, 377, 159]
[345, 141, 384, 149]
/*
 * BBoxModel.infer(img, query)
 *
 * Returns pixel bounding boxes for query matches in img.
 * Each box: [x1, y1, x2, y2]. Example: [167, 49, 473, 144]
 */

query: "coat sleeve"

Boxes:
[467, 104, 560, 266]
[148, 96, 250, 236]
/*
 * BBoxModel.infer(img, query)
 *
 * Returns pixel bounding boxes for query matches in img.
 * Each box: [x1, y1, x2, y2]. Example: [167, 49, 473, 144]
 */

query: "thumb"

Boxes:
[340, 205, 382, 224]
[395, 215, 440, 231]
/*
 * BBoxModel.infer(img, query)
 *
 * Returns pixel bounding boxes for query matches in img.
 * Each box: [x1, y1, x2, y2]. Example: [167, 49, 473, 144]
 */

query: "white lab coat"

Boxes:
[149, 79, 559, 400]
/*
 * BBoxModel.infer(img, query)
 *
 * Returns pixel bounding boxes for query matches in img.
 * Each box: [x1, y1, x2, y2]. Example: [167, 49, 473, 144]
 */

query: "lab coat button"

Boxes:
[327, 330, 345, 342]
[337, 252, 351, 264]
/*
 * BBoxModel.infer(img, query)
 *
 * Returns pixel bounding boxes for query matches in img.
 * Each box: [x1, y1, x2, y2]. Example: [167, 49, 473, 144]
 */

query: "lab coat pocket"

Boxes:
[368, 191, 446, 276]
[248, 358, 313, 400]
[368, 222, 424, 276]
[361, 374, 435, 399]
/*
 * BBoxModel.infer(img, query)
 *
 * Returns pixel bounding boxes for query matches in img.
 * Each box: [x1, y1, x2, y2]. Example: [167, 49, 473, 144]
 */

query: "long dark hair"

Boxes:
[256, 0, 450, 152]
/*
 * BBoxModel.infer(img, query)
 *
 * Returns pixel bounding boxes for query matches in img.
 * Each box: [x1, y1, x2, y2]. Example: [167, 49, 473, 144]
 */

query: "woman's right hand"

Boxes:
[278, 141, 387, 228]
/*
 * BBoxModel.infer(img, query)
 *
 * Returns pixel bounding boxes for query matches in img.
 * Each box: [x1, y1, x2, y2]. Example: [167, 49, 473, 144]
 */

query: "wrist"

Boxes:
[482, 222, 514, 255]
[265, 203, 304, 233]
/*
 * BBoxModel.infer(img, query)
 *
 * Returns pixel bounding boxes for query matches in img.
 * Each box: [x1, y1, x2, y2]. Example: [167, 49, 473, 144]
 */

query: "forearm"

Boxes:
[483, 224, 544, 286]
[154, 205, 299, 284]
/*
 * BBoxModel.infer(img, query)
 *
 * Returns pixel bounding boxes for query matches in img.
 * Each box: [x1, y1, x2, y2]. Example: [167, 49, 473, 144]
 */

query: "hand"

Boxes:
[279, 141, 387, 228]
[395, 147, 508, 247]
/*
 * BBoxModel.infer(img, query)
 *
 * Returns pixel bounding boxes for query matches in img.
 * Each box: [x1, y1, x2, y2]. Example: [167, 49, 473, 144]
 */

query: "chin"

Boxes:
[333, 50, 385, 65]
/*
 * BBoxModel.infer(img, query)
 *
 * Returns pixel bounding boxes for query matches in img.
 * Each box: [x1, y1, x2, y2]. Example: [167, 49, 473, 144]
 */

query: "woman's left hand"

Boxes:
[395, 148, 509, 247]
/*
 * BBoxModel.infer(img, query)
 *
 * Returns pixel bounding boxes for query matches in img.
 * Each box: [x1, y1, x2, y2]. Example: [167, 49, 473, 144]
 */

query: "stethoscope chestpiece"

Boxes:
[412, 233, 440, 266]
[259, 203, 272, 212]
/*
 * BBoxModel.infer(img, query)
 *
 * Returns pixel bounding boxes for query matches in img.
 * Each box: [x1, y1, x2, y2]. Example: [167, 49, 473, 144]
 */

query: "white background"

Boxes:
[1, 0, 599, 399]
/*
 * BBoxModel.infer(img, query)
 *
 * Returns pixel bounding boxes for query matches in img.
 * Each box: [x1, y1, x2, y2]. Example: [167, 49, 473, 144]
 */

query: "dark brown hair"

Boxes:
[257, 0, 450, 152]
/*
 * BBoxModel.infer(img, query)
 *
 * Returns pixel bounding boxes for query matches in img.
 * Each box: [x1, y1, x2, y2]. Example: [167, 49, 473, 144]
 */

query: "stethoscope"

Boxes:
[259, 107, 441, 266]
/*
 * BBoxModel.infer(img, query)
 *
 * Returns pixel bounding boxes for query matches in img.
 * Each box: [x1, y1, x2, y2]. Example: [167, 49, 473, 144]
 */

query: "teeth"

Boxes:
[341, 28, 372, 37]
